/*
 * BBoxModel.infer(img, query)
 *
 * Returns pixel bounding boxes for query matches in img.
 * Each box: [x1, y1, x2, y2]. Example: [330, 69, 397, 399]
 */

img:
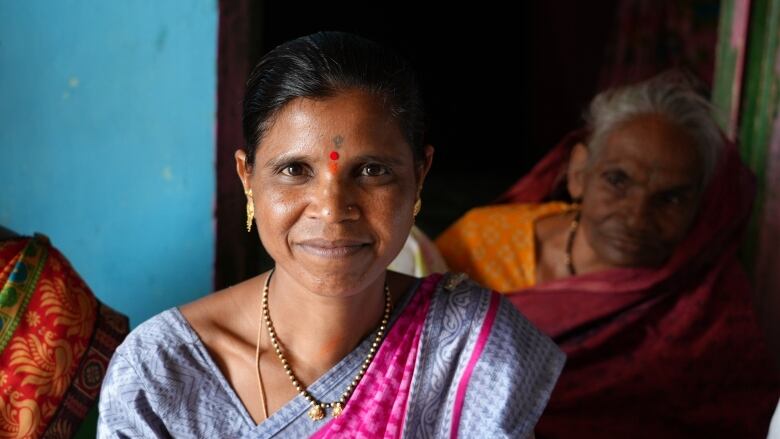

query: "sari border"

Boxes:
[43, 302, 130, 437]
[449, 291, 500, 439]
[0, 235, 48, 354]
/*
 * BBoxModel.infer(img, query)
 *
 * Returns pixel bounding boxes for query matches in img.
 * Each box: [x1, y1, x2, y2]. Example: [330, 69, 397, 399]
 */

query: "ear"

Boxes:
[415, 145, 435, 195]
[235, 149, 252, 192]
[567, 142, 589, 200]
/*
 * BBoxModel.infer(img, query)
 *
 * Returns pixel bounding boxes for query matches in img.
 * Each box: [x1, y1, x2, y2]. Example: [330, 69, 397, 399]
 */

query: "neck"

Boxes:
[570, 222, 614, 275]
[263, 267, 387, 380]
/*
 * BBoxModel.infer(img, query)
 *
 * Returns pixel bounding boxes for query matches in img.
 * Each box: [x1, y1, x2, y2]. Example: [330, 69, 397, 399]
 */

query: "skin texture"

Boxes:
[535, 113, 705, 282]
[181, 89, 433, 423]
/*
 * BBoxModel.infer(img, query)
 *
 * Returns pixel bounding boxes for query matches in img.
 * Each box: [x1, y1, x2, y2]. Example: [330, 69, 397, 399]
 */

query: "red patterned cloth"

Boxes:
[0, 235, 128, 438]
[501, 133, 779, 438]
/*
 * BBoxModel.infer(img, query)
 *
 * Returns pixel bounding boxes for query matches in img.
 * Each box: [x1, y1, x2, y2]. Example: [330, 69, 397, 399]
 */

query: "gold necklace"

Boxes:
[257, 269, 392, 421]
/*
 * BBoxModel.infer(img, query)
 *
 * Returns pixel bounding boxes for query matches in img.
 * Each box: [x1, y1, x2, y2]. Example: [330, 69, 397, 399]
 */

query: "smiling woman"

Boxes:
[237, 90, 421, 296]
[96, 32, 564, 438]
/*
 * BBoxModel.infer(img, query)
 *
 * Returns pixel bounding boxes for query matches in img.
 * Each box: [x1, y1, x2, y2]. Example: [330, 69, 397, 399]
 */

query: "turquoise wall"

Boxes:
[0, 1, 218, 327]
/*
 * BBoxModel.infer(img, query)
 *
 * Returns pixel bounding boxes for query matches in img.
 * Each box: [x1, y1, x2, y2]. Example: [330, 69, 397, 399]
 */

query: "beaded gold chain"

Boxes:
[259, 269, 391, 421]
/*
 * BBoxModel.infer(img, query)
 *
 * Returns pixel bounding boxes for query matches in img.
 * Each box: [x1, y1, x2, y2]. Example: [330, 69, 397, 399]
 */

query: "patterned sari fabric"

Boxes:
[97, 273, 564, 438]
[439, 133, 779, 438]
[0, 235, 128, 438]
[436, 202, 572, 292]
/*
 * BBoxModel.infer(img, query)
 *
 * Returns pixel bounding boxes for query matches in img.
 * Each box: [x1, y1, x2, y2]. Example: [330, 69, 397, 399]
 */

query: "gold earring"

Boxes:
[413, 199, 422, 218]
[245, 189, 254, 232]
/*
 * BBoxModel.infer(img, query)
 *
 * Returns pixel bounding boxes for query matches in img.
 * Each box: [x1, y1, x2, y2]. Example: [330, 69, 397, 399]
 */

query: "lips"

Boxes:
[603, 231, 661, 255]
[295, 238, 371, 258]
[609, 236, 645, 252]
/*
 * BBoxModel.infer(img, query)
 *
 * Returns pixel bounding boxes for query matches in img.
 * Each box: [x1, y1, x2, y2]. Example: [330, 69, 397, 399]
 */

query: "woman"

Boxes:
[0, 229, 129, 438]
[437, 75, 779, 437]
[97, 32, 564, 438]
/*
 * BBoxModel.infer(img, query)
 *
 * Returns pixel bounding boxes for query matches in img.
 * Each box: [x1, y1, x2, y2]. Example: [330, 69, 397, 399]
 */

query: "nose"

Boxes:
[622, 193, 654, 234]
[305, 174, 360, 222]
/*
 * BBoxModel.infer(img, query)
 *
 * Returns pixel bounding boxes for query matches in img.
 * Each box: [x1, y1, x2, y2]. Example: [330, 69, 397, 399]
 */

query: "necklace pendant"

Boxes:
[308, 404, 325, 421]
[331, 402, 344, 417]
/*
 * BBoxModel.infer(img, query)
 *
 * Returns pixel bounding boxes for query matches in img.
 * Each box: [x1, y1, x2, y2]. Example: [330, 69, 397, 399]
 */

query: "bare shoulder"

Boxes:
[534, 210, 571, 244]
[179, 274, 266, 347]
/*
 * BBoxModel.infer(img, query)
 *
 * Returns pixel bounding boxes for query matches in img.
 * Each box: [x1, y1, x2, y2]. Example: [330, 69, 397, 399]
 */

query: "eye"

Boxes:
[664, 193, 682, 205]
[360, 163, 389, 177]
[280, 163, 307, 177]
[603, 170, 628, 189]
[659, 191, 686, 206]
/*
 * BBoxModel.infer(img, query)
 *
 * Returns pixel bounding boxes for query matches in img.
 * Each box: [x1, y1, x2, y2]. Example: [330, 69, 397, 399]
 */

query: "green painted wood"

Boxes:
[712, 0, 743, 138]
[737, 0, 780, 270]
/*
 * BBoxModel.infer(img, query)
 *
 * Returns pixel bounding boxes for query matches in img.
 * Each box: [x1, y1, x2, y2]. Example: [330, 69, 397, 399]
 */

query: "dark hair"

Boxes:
[242, 31, 425, 167]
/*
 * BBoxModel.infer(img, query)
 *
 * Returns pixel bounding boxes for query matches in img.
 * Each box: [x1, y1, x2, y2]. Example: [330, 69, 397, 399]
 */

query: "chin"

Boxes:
[294, 265, 384, 296]
[603, 249, 668, 268]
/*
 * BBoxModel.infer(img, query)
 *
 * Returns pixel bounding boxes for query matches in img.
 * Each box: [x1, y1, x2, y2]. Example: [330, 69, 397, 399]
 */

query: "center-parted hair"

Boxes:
[242, 31, 425, 168]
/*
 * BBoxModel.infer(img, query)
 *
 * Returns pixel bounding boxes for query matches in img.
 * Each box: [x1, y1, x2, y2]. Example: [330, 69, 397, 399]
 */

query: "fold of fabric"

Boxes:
[312, 274, 441, 438]
[314, 271, 566, 439]
[436, 202, 573, 291]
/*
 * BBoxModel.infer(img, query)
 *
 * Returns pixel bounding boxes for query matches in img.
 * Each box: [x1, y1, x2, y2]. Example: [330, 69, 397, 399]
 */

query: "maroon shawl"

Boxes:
[503, 133, 779, 438]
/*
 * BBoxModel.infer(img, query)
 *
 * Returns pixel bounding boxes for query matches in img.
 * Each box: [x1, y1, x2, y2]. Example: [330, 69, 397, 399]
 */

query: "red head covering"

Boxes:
[503, 133, 779, 438]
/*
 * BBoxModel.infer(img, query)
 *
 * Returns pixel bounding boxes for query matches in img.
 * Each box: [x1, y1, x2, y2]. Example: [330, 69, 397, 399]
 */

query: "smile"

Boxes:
[295, 239, 371, 259]
[607, 235, 651, 254]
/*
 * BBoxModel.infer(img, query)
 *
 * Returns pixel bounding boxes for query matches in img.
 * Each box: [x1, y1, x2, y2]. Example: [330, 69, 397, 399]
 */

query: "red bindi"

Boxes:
[329, 151, 340, 160]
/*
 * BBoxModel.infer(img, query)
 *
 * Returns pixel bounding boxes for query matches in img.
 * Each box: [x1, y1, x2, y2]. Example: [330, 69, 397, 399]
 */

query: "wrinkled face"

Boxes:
[237, 90, 429, 295]
[577, 114, 705, 267]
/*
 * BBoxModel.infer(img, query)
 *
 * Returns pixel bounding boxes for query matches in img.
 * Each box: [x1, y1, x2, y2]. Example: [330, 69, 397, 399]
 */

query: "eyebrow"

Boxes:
[263, 153, 307, 170]
[352, 154, 407, 167]
[660, 184, 699, 194]
[263, 152, 408, 169]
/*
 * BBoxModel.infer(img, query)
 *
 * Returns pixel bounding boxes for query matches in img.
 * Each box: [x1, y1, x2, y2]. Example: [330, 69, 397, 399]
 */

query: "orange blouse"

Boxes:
[435, 202, 572, 292]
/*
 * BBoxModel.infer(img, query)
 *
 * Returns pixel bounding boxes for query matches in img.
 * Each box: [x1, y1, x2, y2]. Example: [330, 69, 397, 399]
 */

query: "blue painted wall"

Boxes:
[0, 1, 218, 326]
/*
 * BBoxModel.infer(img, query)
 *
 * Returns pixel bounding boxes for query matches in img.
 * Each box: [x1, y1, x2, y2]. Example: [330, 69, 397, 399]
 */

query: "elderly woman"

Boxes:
[437, 74, 779, 438]
[96, 32, 564, 438]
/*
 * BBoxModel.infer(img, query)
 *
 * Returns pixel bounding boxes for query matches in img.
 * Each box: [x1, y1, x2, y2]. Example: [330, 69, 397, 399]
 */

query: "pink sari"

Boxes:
[311, 275, 439, 438]
[311, 272, 564, 438]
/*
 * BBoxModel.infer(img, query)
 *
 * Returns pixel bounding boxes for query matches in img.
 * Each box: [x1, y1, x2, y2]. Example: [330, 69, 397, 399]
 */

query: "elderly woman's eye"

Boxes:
[662, 192, 683, 206]
[361, 164, 389, 177]
[603, 170, 628, 188]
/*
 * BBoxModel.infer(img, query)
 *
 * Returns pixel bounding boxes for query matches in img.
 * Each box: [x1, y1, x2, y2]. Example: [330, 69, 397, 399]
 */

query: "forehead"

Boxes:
[258, 89, 407, 155]
[595, 114, 703, 184]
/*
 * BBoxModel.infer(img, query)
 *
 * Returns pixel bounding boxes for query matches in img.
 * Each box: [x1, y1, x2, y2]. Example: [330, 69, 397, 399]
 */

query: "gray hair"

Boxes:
[584, 73, 724, 186]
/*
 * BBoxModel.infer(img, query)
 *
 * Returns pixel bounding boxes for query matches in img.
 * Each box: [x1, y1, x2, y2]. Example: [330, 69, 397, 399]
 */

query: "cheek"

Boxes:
[364, 187, 414, 233]
[580, 185, 618, 224]
[358, 185, 416, 263]
[658, 206, 699, 243]
[254, 186, 304, 239]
